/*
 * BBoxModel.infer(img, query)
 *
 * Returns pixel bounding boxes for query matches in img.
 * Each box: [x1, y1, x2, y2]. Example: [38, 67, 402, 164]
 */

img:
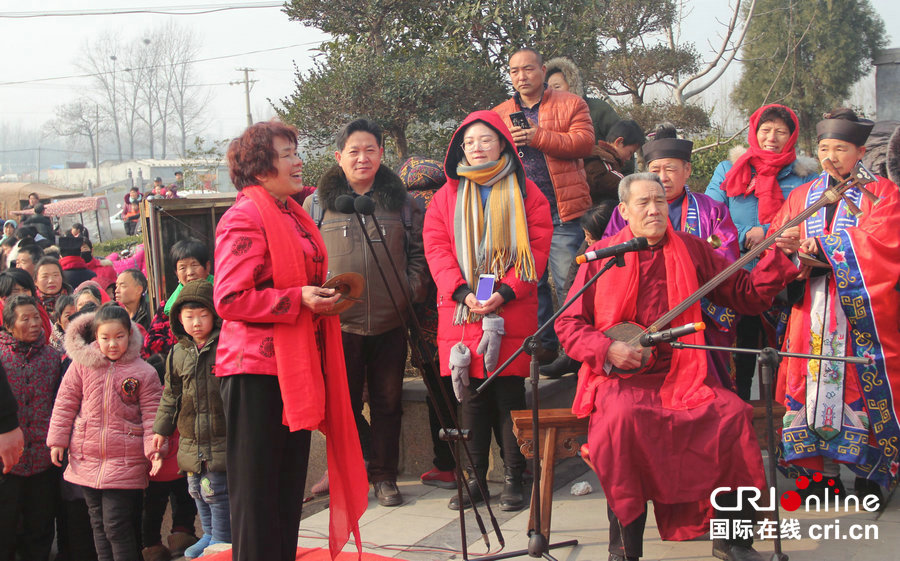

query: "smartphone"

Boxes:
[509, 111, 530, 129]
[475, 274, 496, 304]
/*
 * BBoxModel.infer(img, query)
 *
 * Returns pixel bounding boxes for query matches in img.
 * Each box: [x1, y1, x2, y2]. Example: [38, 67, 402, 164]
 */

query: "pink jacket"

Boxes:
[213, 192, 308, 376]
[47, 313, 162, 490]
[423, 111, 553, 379]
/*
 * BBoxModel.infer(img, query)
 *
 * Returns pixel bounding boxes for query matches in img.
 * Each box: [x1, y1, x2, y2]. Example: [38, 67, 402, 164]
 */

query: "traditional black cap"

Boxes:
[816, 117, 874, 147]
[59, 236, 84, 257]
[641, 137, 693, 163]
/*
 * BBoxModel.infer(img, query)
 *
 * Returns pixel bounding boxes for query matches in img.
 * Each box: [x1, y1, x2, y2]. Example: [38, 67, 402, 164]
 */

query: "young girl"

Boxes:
[47, 303, 163, 561]
[50, 294, 76, 353]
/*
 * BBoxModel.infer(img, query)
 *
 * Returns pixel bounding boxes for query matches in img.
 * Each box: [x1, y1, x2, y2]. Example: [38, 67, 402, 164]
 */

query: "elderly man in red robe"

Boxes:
[556, 173, 800, 561]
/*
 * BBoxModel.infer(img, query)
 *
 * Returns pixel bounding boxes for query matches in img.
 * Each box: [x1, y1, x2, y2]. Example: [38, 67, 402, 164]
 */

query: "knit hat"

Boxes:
[4, 219, 16, 230]
[169, 279, 217, 338]
[398, 157, 445, 191]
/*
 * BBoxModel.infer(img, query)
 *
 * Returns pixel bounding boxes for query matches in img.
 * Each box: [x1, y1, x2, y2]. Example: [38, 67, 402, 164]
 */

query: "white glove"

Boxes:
[449, 342, 471, 402]
[476, 313, 505, 373]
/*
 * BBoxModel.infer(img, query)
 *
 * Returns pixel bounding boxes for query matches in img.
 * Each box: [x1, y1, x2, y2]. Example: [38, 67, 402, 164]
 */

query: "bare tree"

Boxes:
[76, 24, 207, 161]
[667, 0, 757, 105]
[45, 100, 107, 168]
[78, 32, 124, 161]
[157, 21, 207, 156]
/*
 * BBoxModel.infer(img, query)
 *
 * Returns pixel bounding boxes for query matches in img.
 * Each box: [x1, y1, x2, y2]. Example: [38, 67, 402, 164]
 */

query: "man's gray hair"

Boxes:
[618, 172, 664, 203]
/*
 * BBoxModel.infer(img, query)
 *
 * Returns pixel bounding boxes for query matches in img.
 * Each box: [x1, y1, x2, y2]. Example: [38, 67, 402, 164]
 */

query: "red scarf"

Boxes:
[243, 186, 367, 560]
[722, 104, 799, 224]
[572, 225, 714, 416]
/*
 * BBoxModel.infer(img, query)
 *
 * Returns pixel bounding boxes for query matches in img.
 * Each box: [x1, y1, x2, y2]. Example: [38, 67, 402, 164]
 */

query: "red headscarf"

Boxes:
[722, 104, 800, 224]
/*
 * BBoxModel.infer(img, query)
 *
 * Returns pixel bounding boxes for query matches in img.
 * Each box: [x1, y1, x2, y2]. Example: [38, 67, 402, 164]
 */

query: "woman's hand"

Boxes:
[607, 341, 643, 371]
[1, 427, 24, 472]
[744, 226, 766, 250]
[301, 286, 341, 314]
[149, 453, 163, 477]
[151, 434, 166, 453]
[466, 292, 504, 315]
[50, 445, 66, 468]
[776, 226, 802, 255]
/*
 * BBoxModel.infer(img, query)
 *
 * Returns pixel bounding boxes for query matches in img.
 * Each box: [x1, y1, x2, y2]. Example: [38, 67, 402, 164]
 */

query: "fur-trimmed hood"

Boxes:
[728, 145, 818, 178]
[64, 311, 144, 370]
[317, 164, 407, 212]
[545, 57, 584, 97]
[889, 125, 900, 186]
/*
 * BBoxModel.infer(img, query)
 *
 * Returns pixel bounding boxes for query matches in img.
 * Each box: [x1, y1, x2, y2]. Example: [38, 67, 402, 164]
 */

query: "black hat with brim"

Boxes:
[816, 117, 875, 147]
[642, 138, 693, 163]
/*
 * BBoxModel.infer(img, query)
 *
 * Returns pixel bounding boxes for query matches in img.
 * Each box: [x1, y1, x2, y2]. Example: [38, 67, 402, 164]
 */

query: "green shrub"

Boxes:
[94, 235, 142, 257]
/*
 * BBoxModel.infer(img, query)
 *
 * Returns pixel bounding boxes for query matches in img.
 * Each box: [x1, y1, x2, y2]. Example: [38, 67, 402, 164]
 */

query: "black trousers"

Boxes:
[0, 468, 58, 561]
[735, 315, 763, 400]
[342, 327, 407, 482]
[607, 504, 647, 559]
[221, 374, 311, 561]
[141, 477, 197, 546]
[461, 376, 526, 477]
[82, 487, 142, 561]
[57, 497, 98, 561]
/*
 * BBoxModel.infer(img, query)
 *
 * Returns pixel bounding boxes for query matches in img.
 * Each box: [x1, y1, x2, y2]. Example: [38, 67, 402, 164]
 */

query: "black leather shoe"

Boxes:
[373, 480, 402, 507]
[534, 345, 558, 365]
[539, 353, 581, 379]
[712, 539, 765, 561]
[448, 475, 486, 510]
[797, 475, 846, 499]
[854, 476, 885, 508]
[499, 468, 525, 511]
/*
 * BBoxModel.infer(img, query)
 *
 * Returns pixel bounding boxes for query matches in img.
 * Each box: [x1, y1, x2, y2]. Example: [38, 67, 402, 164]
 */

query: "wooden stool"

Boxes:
[511, 409, 589, 541]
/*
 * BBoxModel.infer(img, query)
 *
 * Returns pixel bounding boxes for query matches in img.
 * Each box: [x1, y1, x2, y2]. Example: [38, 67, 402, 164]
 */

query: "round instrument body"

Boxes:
[321, 272, 365, 315]
[602, 321, 656, 375]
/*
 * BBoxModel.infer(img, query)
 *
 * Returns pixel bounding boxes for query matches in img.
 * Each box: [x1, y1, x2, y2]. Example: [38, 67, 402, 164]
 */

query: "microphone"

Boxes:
[335, 194, 356, 214]
[575, 237, 648, 264]
[640, 322, 705, 347]
[354, 195, 376, 216]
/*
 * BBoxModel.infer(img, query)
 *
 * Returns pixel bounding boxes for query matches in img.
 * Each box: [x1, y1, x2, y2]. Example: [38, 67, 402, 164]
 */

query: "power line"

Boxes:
[0, 42, 320, 88]
[0, 3, 283, 18]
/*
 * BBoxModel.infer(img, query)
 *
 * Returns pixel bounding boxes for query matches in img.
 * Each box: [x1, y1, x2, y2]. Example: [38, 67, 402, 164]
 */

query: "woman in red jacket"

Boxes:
[423, 111, 552, 512]
[213, 120, 366, 561]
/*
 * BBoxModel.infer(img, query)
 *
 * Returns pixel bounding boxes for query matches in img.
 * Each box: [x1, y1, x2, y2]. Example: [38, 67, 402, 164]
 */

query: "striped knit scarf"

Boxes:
[453, 153, 536, 324]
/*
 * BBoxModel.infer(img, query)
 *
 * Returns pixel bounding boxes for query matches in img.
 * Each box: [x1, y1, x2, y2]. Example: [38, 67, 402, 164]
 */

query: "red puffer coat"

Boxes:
[47, 312, 162, 490]
[493, 87, 594, 222]
[423, 110, 553, 379]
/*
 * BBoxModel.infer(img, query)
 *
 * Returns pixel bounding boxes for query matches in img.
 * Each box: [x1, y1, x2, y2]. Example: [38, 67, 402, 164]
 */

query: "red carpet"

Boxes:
[203, 547, 403, 560]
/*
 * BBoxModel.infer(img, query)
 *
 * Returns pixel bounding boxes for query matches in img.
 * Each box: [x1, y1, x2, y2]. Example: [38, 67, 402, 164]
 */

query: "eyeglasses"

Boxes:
[461, 137, 498, 151]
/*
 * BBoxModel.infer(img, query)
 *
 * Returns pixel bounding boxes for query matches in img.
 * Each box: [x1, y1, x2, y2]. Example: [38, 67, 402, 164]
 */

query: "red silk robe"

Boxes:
[556, 229, 797, 540]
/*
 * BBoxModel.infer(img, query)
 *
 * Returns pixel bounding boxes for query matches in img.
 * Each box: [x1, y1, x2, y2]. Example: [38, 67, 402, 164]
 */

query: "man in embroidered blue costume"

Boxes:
[772, 107, 900, 498]
[605, 126, 741, 390]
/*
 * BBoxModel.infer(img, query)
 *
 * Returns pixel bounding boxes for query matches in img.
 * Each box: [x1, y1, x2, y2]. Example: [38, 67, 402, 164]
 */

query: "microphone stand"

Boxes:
[343, 202, 503, 559]
[670, 341, 872, 561]
[475, 253, 626, 560]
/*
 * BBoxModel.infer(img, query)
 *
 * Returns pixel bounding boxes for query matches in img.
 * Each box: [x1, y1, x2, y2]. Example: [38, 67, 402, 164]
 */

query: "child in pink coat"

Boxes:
[47, 304, 163, 561]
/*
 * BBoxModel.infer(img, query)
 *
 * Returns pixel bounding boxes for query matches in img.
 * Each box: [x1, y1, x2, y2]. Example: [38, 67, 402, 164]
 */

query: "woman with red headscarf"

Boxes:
[705, 104, 818, 399]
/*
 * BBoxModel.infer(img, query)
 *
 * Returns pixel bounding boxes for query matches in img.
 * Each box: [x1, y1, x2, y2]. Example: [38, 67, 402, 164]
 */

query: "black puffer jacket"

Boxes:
[152, 280, 225, 473]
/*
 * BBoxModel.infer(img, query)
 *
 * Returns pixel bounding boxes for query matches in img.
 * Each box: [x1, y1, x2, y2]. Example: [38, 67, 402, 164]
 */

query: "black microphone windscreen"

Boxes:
[335, 194, 356, 214]
[354, 195, 376, 216]
[633, 237, 649, 250]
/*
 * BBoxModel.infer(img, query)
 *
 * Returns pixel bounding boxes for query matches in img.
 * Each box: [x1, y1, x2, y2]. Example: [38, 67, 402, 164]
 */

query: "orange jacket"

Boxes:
[494, 87, 594, 222]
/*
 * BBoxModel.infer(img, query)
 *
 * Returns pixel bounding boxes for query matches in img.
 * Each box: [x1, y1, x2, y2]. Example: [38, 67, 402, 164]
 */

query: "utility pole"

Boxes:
[231, 68, 257, 127]
[93, 104, 100, 196]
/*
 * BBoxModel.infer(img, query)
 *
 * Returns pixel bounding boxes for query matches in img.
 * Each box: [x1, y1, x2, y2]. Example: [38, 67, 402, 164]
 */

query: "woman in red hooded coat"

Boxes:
[423, 110, 552, 512]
